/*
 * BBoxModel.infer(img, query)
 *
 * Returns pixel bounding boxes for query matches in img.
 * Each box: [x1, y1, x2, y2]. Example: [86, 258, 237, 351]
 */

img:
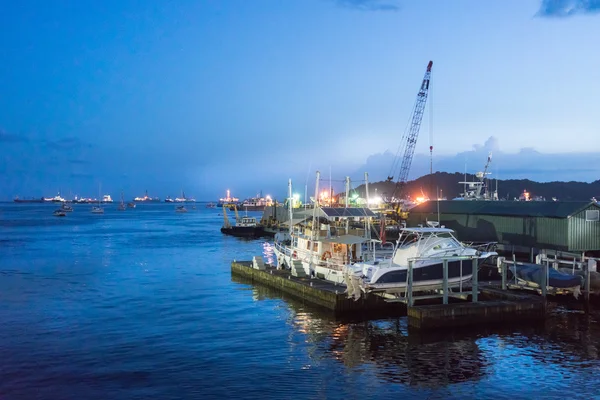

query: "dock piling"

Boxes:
[442, 259, 449, 305]
[501, 258, 507, 290]
[585, 261, 591, 313]
[408, 260, 414, 307]
[472, 257, 478, 302]
[541, 261, 548, 298]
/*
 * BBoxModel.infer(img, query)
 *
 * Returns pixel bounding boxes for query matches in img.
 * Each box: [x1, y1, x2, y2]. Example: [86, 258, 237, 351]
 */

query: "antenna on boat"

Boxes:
[309, 171, 321, 279]
[288, 179, 293, 236]
[437, 186, 441, 223]
[365, 172, 370, 240]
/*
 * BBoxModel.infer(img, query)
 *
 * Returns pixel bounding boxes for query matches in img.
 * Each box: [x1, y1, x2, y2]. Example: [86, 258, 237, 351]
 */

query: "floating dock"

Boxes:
[231, 260, 548, 329]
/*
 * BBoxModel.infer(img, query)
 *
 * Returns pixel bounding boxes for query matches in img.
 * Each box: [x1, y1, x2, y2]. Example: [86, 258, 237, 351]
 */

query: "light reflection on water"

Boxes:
[0, 203, 599, 400]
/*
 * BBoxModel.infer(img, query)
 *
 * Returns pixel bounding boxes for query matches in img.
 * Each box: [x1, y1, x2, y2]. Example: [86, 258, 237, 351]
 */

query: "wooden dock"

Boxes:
[231, 260, 548, 328]
[231, 261, 401, 316]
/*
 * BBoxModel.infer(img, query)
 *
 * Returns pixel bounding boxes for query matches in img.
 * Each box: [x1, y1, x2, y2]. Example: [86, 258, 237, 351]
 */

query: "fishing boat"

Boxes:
[220, 204, 264, 237]
[53, 209, 66, 217]
[175, 205, 188, 213]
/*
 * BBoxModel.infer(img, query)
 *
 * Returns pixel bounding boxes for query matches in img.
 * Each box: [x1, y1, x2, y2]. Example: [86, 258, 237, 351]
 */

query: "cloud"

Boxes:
[355, 136, 600, 183]
[0, 129, 28, 143]
[536, 0, 600, 17]
[333, 0, 400, 12]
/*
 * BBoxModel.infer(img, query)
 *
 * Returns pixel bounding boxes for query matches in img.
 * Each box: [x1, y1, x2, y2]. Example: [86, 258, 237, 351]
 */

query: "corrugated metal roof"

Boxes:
[409, 201, 600, 218]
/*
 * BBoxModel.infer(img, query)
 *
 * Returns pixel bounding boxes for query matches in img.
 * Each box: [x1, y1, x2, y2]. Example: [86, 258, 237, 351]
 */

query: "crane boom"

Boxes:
[390, 61, 433, 201]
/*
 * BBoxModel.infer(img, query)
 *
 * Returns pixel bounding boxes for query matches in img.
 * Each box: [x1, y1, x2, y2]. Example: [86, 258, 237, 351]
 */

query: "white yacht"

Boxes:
[346, 224, 497, 296]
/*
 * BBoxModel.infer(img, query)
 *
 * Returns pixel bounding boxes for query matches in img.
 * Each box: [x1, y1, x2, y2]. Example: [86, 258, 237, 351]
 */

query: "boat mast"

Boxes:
[365, 172, 370, 240]
[288, 179, 293, 236]
[345, 176, 350, 234]
[309, 171, 320, 279]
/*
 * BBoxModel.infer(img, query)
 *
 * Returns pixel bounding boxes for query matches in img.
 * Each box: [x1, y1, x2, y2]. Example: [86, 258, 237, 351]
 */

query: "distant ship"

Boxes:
[101, 194, 113, 203]
[175, 190, 195, 203]
[134, 190, 160, 202]
[239, 193, 273, 211]
[43, 194, 66, 203]
[217, 189, 240, 207]
[13, 196, 45, 203]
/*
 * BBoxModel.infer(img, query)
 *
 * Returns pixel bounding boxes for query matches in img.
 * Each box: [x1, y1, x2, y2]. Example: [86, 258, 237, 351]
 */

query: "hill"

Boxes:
[355, 172, 600, 201]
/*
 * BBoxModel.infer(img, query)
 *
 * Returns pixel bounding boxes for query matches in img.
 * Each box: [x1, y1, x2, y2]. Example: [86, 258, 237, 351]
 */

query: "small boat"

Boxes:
[60, 203, 73, 212]
[117, 192, 126, 211]
[127, 202, 136, 208]
[53, 209, 66, 217]
[175, 205, 188, 213]
[92, 184, 104, 214]
[206, 202, 217, 208]
[165, 196, 175, 203]
[510, 263, 583, 290]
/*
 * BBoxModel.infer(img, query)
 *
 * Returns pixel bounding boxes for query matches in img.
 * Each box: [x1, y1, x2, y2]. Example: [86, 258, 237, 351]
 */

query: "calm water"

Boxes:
[1, 203, 600, 400]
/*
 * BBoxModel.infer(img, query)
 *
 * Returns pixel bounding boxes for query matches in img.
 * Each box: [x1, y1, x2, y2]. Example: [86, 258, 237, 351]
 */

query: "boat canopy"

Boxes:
[320, 234, 369, 245]
[282, 217, 310, 227]
[296, 207, 376, 219]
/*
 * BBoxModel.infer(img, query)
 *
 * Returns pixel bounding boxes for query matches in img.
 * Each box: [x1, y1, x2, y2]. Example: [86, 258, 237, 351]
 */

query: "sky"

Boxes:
[1, 0, 599, 201]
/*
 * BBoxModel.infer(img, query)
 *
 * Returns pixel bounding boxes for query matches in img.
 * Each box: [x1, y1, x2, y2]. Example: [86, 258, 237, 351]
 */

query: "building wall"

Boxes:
[568, 205, 600, 251]
[408, 212, 571, 251]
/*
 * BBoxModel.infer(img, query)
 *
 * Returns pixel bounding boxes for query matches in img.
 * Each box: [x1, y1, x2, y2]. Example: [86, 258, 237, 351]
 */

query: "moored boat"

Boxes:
[53, 209, 66, 217]
[220, 204, 264, 237]
[175, 205, 188, 213]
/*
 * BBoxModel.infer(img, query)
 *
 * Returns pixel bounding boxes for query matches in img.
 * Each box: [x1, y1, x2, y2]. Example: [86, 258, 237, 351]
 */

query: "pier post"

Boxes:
[501, 259, 507, 290]
[408, 260, 414, 307]
[584, 261, 591, 314]
[442, 259, 449, 305]
[541, 261, 547, 298]
[472, 257, 478, 303]
[529, 247, 533, 263]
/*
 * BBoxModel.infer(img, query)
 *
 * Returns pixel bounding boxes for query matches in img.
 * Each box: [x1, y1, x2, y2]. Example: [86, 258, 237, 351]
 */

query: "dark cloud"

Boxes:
[355, 136, 600, 184]
[536, 0, 600, 17]
[334, 0, 399, 12]
[0, 129, 28, 143]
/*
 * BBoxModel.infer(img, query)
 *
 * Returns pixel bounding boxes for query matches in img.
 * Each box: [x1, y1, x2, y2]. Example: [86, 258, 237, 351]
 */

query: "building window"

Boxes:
[586, 210, 599, 222]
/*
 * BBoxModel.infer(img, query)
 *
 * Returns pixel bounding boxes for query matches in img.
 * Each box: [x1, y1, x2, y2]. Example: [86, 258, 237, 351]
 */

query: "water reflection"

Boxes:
[233, 275, 600, 391]
[233, 275, 488, 388]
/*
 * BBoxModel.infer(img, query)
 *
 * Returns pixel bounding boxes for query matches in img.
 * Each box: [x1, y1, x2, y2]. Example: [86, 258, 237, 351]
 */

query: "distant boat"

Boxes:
[134, 190, 160, 202]
[175, 205, 188, 213]
[175, 190, 196, 203]
[92, 184, 104, 214]
[206, 202, 217, 208]
[127, 202, 136, 209]
[60, 203, 73, 212]
[117, 192, 126, 211]
[165, 196, 175, 203]
[53, 209, 66, 217]
[13, 196, 45, 203]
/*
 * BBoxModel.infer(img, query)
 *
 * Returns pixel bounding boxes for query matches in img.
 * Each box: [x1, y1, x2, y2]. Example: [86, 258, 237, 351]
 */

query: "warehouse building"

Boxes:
[407, 201, 600, 253]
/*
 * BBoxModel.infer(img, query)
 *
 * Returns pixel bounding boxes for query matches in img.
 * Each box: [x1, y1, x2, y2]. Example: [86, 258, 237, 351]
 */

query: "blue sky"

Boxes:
[1, 0, 599, 201]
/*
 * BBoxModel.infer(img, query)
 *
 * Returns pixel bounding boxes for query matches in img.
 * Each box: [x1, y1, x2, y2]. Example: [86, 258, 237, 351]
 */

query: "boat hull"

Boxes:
[220, 226, 265, 238]
[361, 258, 477, 293]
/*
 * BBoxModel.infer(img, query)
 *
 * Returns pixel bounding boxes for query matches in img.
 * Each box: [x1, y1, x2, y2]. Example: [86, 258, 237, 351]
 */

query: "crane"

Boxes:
[387, 61, 433, 211]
